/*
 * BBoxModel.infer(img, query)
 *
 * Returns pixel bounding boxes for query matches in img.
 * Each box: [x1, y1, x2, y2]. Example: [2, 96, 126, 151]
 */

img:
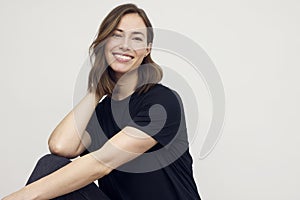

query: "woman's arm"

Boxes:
[48, 92, 101, 158]
[2, 126, 157, 200]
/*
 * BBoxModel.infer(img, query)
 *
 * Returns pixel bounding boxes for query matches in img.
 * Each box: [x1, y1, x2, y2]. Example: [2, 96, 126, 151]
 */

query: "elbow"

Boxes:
[48, 142, 68, 157]
[48, 140, 78, 159]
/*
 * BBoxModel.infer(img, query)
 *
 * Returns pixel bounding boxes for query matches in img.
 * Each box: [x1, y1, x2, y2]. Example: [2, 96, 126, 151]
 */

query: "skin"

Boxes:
[2, 13, 156, 200]
[105, 13, 151, 79]
[105, 13, 151, 100]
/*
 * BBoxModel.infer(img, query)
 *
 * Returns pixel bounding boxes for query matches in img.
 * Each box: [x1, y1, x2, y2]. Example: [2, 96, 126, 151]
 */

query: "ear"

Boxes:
[145, 42, 152, 57]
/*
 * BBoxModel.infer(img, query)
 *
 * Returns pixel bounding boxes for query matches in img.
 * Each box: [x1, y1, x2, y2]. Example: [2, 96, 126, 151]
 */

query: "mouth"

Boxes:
[112, 52, 134, 63]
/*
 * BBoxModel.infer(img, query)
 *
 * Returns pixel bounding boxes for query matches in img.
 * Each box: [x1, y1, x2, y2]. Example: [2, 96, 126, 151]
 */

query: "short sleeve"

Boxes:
[85, 110, 97, 138]
[127, 86, 184, 147]
[85, 106, 108, 152]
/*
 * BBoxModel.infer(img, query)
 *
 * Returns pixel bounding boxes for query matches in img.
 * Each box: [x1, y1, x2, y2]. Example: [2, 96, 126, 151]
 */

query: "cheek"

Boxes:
[104, 39, 118, 53]
[135, 49, 147, 59]
[104, 47, 110, 62]
[104, 42, 115, 61]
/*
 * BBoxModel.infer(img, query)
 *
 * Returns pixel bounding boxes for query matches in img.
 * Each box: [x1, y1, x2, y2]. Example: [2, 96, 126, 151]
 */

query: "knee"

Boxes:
[36, 154, 70, 169]
[26, 154, 71, 185]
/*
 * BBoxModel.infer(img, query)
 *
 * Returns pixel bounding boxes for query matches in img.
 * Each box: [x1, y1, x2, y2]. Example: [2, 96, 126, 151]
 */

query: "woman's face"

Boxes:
[104, 13, 151, 79]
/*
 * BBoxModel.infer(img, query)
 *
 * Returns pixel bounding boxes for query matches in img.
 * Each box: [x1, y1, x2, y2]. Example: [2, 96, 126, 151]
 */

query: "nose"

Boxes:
[119, 36, 131, 50]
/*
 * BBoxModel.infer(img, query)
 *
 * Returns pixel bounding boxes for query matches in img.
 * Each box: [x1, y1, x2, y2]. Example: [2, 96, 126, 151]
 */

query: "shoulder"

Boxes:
[139, 84, 183, 112]
[148, 83, 174, 93]
[144, 83, 181, 101]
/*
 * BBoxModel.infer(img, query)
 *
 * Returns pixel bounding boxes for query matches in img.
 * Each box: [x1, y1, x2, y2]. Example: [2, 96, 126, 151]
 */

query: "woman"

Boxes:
[3, 3, 201, 200]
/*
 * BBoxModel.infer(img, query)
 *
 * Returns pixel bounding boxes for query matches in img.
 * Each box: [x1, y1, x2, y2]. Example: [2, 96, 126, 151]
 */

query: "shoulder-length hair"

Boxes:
[87, 3, 163, 97]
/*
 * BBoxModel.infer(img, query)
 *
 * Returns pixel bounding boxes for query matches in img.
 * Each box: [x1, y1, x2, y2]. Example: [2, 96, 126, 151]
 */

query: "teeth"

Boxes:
[114, 54, 132, 61]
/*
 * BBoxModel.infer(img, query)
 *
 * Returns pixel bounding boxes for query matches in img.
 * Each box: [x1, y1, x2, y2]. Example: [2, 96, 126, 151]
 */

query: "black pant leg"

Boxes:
[26, 154, 111, 200]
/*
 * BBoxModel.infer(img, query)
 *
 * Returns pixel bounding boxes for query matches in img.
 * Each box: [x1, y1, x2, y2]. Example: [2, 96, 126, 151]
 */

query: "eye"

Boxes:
[132, 37, 143, 41]
[112, 33, 122, 38]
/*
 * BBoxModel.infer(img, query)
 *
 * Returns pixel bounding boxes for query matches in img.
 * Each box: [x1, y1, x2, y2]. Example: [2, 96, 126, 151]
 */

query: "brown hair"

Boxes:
[87, 3, 163, 97]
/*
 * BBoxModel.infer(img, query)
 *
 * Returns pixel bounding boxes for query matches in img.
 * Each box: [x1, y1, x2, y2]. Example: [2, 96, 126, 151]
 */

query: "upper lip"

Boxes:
[112, 52, 134, 58]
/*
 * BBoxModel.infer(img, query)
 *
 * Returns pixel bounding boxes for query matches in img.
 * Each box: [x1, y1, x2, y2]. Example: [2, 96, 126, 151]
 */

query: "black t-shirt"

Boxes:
[84, 83, 201, 200]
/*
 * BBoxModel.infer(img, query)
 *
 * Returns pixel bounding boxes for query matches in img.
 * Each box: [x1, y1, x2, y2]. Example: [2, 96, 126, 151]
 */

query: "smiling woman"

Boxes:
[2, 3, 201, 200]
[104, 14, 151, 80]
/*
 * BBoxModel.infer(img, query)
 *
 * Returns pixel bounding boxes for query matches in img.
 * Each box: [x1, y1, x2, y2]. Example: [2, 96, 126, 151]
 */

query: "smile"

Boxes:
[112, 53, 134, 63]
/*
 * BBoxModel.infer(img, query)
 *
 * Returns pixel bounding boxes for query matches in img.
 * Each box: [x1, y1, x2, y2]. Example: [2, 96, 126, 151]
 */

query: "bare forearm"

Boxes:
[48, 92, 102, 157]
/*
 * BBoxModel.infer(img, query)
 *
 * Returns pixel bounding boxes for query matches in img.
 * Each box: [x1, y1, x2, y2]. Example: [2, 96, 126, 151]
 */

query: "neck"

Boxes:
[112, 69, 138, 100]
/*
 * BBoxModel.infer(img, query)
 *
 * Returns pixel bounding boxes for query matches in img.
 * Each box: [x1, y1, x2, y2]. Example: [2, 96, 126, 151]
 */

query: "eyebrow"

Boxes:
[115, 28, 145, 37]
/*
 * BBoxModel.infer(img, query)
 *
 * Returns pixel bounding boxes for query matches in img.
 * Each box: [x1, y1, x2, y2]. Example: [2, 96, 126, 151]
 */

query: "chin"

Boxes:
[110, 63, 138, 74]
[110, 65, 129, 73]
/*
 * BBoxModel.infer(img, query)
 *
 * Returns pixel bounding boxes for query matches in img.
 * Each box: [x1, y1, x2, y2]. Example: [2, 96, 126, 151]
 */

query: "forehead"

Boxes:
[116, 13, 147, 33]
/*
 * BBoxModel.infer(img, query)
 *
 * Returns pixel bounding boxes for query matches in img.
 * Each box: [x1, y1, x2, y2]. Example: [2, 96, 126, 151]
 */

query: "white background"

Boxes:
[1, 0, 300, 199]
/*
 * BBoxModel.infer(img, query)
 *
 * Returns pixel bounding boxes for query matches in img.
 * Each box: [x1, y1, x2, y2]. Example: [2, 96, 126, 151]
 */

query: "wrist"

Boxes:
[23, 186, 39, 200]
